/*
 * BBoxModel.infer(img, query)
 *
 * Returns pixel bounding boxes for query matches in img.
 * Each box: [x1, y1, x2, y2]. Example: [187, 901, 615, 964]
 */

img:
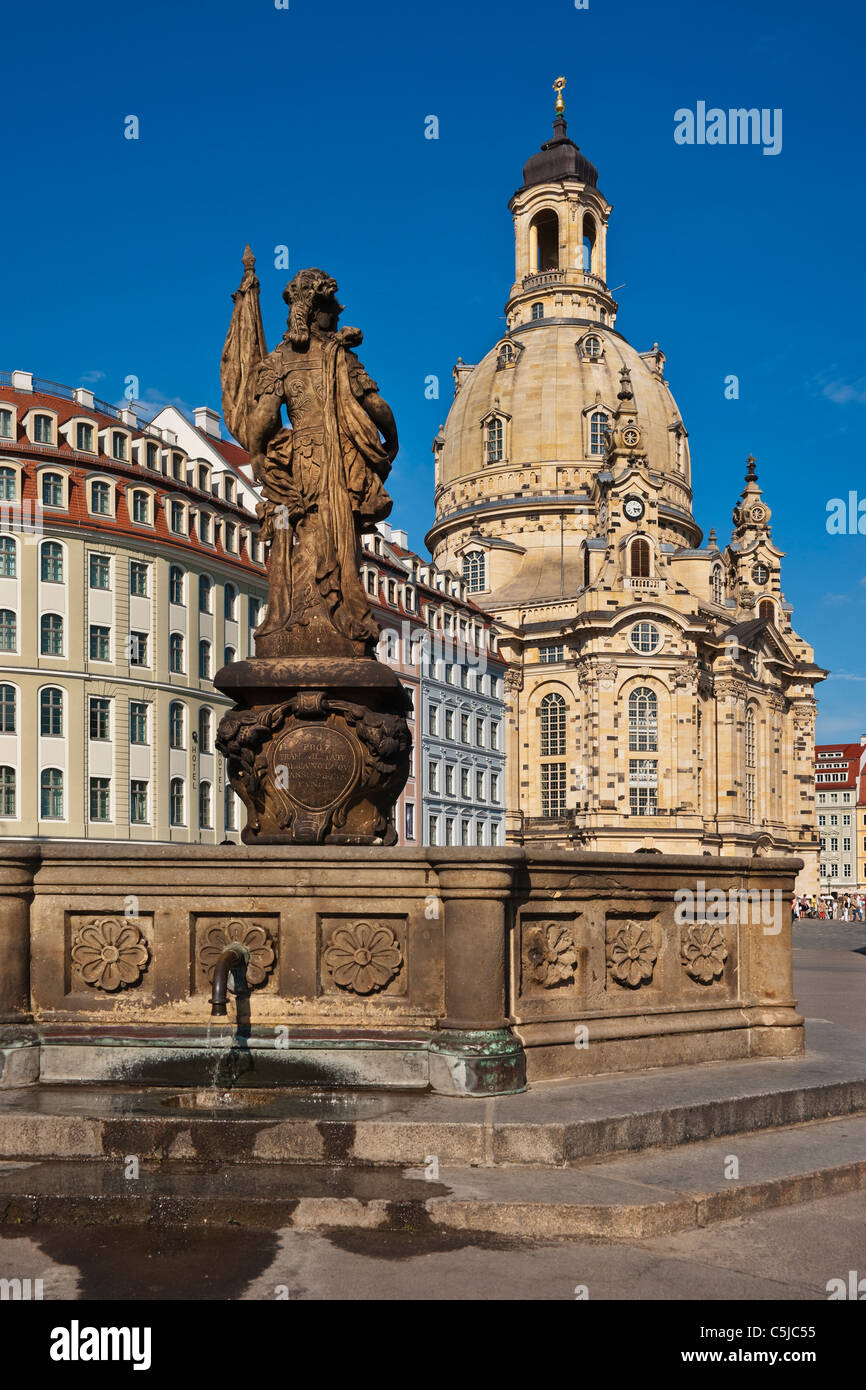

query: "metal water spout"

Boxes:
[210, 943, 251, 1017]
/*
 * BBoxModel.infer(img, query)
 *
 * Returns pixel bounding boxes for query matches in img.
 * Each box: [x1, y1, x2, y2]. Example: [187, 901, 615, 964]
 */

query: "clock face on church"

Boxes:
[623, 495, 645, 521]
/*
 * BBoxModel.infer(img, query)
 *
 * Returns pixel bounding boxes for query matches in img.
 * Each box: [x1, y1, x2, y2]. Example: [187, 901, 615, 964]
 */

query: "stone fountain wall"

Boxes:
[0, 844, 803, 1094]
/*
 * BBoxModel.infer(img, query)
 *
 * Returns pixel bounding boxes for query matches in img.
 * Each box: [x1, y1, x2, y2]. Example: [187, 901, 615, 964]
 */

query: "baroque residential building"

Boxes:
[0, 371, 267, 843]
[426, 94, 826, 888]
[815, 742, 862, 892]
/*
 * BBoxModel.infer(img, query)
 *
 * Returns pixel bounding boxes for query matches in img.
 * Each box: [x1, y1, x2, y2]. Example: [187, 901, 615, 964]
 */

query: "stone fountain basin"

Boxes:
[161, 1089, 277, 1112]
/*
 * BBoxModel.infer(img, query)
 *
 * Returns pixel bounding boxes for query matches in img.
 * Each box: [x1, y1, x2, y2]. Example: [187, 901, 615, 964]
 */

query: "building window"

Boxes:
[170, 501, 185, 534]
[169, 566, 185, 605]
[428, 705, 439, 736]
[0, 683, 15, 733]
[146, 441, 159, 470]
[475, 717, 485, 746]
[0, 765, 15, 816]
[224, 521, 237, 552]
[746, 772, 757, 822]
[169, 778, 185, 826]
[540, 692, 566, 756]
[539, 643, 564, 664]
[33, 414, 54, 444]
[428, 814, 439, 845]
[461, 767, 470, 799]
[460, 712, 469, 743]
[0, 606, 16, 651]
[129, 561, 149, 597]
[758, 599, 775, 623]
[129, 631, 148, 666]
[90, 480, 111, 515]
[630, 621, 661, 654]
[199, 640, 212, 679]
[445, 817, 455, 846]
[583, 335, 602, 360]
[745, 708, 756, 768]
[198, 706, 213, 753]
[89, 777, 111, 821]
[445, 764, 455, 796]
[628, 686, 658, 752]
[364, 569, 376, 595]
[463, 550, 486, 593]
[224, 646, 235, 666]
[89, 553, 110, 589]
[405, 802, 415, 841]
[484, 416, 504, 465]
[199, 781, 212, 829]
[75, 421, 94, 452]
[110, 431, 127, 461]
[752, 563, 769, 586]
[199, 574, 212, 613]
[89, 624, 110, 661]
[130, 780, 149, 824]
[541, 762, 567, 818]
[490, 722, 500, 750]
[531, 302, 544, 320]
[461, 819, 471, 845]
[171, 453, 184, 482]
[629, 759, 658, 816]
[711, 567, 724, 605]
[40, 613, 62, 655]
[0, 410, 12, 440]
[40, 768, 63, 819]
[476, 770, 485, 801]
[490, 772, 500, 804]
[130, 702, 149, 744]
[40, 687, 63, 736]
[89, 697, 111, 741]
[428, 761, 439, 794]
[629, 539, 651, 578]
[248, 596, 260, 629]
[199, 512, 212, 544]
[41, 473, 64, 508]
[225, 784, 238, 831]
[169, 633, 184, 672]
[443, 709, 454, 740]
[132, 490, 150, 524]
[169, 701, 185, 749]
[0, 536, 16, 578]
[590, 412, 609, 455]
[0, 467, 15, 500]
[224, 584, 237, 620]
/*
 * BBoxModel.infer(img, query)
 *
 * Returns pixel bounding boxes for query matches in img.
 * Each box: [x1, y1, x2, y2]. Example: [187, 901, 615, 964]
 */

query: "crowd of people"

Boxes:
[792, 893, 864, 921]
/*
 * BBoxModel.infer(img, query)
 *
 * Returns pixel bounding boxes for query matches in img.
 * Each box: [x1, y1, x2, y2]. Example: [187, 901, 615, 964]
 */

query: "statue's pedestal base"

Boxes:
[214, 658, 411, 846]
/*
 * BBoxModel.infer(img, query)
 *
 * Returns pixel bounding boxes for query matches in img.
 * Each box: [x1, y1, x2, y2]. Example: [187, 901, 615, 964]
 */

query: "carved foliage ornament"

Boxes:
[71, 917, 150, 992]
[526, 921, 578, 988]
[199, 920, 276, 987]
[607, 921, 658, 989]
[323, 920, 403, 995]
[682, 924, 728, 984]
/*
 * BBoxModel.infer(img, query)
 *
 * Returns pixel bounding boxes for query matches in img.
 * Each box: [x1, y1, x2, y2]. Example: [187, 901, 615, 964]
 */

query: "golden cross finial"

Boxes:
[553, 76, 566, 116]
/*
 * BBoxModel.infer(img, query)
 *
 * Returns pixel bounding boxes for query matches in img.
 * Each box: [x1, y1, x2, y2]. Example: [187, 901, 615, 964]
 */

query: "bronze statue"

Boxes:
[215, 251, 411, 845]
[221, 254, 398, 657]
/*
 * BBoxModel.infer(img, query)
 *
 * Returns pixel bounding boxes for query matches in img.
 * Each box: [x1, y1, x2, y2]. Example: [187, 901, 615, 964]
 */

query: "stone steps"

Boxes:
[2, 1112, 866, 1239]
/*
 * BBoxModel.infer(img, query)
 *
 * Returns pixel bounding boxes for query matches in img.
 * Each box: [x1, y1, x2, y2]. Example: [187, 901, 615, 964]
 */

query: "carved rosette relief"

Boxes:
[323, 920, 403, 995]
[526, 922, 578, 988]
[607, 921, 658, 989]
[199, 920, 276, 987]
[71, 917, 150, 992]
[681, 924, 728, 984]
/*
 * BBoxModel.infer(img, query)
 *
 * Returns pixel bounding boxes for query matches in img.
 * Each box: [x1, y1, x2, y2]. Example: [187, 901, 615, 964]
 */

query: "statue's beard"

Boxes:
[288, 302, 311, 348]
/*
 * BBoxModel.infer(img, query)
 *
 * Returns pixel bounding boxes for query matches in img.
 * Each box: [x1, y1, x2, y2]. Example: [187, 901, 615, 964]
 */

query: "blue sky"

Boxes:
[2, 0, 865, 739]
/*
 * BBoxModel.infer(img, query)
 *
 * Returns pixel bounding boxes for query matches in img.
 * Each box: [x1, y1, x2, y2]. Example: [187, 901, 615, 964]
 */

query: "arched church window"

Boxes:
[530, 210, 559, 271]
[498, 344, 514, 366]
[462, 550, 486, 593]
[583, 545, 591, 588]
[628, 687, 658, 752]
[758, 598, 775, 623]
[590, 412, 609, 455]
[629, 538, 651, 578]
[711, 567, 724, 605]
[745, 707, 757, 768]
[539, 692, 567, 819]
[531, 302, 544, 321]
[484, 417, 503, 464]
[581, 218, 596, 276]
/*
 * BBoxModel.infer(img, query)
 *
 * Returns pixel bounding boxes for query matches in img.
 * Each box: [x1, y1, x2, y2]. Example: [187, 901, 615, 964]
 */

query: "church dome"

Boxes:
[436, 322, 690, 491]
[520, 116, 598, 190]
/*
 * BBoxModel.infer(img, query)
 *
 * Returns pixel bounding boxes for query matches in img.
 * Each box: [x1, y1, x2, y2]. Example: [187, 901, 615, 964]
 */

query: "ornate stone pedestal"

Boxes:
[215, 658, 411, 846]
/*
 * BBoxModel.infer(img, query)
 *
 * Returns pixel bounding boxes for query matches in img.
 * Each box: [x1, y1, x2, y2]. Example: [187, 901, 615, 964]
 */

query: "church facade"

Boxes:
[426, 91, 825, 889]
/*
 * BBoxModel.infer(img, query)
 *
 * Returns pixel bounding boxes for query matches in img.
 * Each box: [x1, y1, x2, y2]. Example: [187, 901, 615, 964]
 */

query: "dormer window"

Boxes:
[462, 549, 486, 593]
[90, 480, 112, 516]
[531, 302, 544, 321]
[41, 472, 65, 508]
[224, 476, 235, 503]
[76, 422, 95, 452]
[131, 489, 150, 524]
[170, 500, 186, 534]
[0, 409, 12, 440]
[583, 335, 602, 360]
[484, 416, 504, 464]
[198, 465, 210, 493]
[171, 452, 185, 482]
[224, 521, 237, 552]
[112, 431, 128, 461]
[146, 441, 159, 470]
[198, 511, 212, 544]
[0, 467, 17, 501]
[711, 566, 724, 606]
[33, 413, 54, 444]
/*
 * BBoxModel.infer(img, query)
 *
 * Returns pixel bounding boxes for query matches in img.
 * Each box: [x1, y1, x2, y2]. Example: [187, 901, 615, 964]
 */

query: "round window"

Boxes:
[630, 622, 661, 654]
[751, 563, 769, 585]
